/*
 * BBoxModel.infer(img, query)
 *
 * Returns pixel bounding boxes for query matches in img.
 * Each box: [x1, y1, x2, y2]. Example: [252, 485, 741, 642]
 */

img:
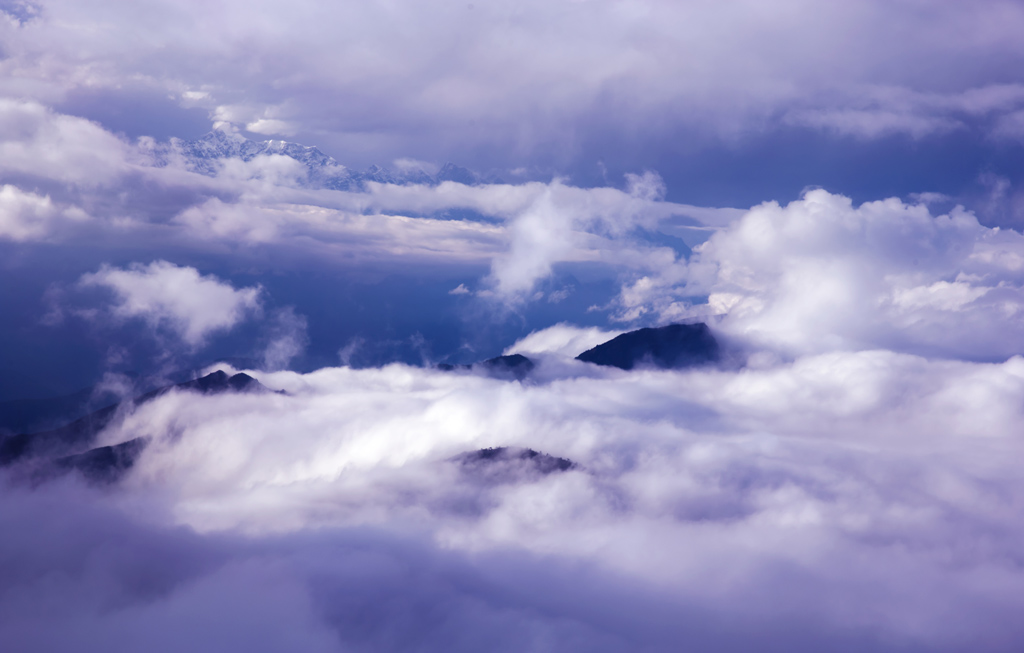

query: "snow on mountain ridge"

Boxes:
[171, 129, 484, 191]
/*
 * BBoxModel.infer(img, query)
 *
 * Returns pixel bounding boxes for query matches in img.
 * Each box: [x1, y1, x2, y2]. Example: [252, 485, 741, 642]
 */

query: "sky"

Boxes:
[3, 0, 1024, 650]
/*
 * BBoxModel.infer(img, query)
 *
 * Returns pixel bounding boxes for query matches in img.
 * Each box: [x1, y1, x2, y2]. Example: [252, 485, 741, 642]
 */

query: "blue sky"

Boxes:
[3, 1, 1024, 651]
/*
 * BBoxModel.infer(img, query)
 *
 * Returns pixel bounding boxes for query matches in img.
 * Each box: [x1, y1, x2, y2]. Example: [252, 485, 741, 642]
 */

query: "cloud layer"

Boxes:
[4, 336, 1023, 650]
[4, 0, 1024, 167]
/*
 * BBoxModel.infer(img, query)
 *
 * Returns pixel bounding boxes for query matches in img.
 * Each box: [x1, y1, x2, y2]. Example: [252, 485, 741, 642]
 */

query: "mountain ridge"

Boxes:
[168, 129, 494, 191]
[576, 323, 720, 370]
[0, 371, 271, 481]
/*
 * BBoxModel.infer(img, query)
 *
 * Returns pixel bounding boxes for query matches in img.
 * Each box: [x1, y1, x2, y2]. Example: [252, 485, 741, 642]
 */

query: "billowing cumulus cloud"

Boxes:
[80, 261, 262, 347]
[484, 173, 693, 301]
[612, 190, 1024, 360]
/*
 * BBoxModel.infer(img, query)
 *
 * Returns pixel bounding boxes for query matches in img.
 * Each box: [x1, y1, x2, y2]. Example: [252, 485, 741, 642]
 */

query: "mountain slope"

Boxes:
[576, 323, 720, 370]
[0, 371, 270, 478]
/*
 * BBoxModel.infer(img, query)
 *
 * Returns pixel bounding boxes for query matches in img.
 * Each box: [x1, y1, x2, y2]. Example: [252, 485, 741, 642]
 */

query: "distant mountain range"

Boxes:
[441, 323, 721, 376]
[0, 357, 263, 435]
[1, 324, 720, 485]
[165, 129, 497, 191]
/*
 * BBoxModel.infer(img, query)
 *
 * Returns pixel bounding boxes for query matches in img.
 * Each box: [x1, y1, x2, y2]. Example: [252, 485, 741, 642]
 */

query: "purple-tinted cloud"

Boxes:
[5, 337, 1024, 650]
[636, 190, 1024, 360]
[2, 0, 1024, 166]
[80, 261, 262, 348]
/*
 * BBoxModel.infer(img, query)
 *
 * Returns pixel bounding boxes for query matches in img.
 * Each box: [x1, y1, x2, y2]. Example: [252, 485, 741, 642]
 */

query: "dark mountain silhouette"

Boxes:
[0, 402, 122, 466]
[0, 359, 263, 435]
[142, 370, 266, 399]
[438, 325, 720, 379]
[452, 446, 576, 483]
[53, 437, 148, 485]
[576, 323, 719, 370]
[0, 371, 270, 479]
[437, 354, 535, 381]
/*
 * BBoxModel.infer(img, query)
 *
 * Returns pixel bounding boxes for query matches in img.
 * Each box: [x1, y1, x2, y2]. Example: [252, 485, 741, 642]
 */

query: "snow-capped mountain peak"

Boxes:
[171, 130, 486, 191]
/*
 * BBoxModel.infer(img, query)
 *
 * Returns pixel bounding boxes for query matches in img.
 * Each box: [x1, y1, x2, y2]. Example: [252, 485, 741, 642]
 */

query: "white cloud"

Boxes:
[0, 100, 737, 278]
[79, 260, 262, 347]
[0, 184, 88, 240]
[392, 157, 439, 177]
[488, 185, 577, 297]
[503, 322, 624, 358]
[0, 100, 742, 270]
[481, 174, 714, 302]
[245, 119, 298, 137]
[617, 190, 1024, 360]
[0, 98, 132, 186]
[214, 155, 309, 188]
[172, 196, 508, 264]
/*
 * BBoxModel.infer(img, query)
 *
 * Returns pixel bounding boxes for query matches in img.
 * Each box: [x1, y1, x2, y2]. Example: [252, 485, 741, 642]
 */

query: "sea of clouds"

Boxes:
[5, 335, 1024, 650]
[5, 160, 1024, 649]
[4, 1, 1024, 649]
